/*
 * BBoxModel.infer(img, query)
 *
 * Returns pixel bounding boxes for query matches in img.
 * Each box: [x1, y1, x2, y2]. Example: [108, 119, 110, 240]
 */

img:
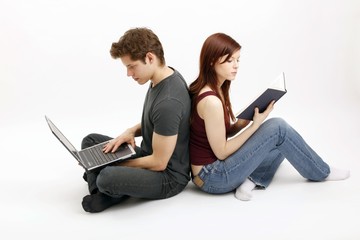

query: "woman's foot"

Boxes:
[235, 178, 256, 201]
[326, 167, 350, 181]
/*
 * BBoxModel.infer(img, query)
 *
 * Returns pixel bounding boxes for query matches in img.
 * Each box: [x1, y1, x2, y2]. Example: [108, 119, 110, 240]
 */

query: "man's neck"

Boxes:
[151, 66, 174, 87]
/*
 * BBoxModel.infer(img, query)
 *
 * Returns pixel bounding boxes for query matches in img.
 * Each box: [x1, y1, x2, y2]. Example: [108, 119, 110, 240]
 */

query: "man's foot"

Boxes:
[82, 172, 88, 182]
[82, 192, 128, 213]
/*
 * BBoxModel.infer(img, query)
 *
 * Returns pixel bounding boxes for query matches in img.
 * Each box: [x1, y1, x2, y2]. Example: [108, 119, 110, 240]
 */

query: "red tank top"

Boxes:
[189, 91, 230, 165]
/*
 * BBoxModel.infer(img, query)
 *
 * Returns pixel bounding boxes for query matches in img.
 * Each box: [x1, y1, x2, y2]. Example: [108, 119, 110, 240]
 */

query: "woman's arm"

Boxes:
[227, 119, 251, 138]
[200, 96, 274, 160]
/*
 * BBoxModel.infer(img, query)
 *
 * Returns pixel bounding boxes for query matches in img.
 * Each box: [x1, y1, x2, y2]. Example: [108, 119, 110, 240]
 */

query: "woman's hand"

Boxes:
[252, 100, 275, 128]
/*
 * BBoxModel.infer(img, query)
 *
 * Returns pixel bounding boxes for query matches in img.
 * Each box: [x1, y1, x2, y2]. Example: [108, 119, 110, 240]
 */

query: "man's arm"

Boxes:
[119, 132, 177, 171]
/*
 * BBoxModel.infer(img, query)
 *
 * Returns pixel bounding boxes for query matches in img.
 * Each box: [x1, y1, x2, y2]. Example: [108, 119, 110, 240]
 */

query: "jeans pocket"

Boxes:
[204, 160, 222, 174]
[199, 161, 234, 194]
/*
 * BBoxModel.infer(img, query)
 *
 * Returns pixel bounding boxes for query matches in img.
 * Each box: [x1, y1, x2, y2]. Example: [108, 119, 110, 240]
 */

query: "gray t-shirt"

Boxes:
[140, 68, 191, 185]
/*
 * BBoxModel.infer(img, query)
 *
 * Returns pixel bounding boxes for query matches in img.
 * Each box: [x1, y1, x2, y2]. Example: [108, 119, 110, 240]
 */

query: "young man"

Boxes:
[81, 28, 191, 213]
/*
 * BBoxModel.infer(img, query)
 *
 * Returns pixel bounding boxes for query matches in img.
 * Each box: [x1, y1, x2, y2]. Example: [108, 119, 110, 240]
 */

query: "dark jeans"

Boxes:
[81, 133, 186, 199]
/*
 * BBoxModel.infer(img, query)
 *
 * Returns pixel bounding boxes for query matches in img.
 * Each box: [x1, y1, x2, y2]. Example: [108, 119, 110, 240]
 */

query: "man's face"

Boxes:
[120, 55, 153, 85]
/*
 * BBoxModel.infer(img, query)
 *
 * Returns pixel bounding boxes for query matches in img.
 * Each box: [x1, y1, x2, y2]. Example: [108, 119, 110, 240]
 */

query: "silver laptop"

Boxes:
[45, 115, 135, 171]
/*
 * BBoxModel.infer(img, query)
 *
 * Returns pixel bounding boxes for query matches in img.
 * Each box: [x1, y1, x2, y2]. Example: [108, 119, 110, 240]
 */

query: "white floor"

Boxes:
[1, 101, 359, 240]
[1, 1, 359, 238]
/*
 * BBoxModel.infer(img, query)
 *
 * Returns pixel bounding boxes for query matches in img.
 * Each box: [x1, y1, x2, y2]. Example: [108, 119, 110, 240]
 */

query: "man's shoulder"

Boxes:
[166, 69, 189, 90]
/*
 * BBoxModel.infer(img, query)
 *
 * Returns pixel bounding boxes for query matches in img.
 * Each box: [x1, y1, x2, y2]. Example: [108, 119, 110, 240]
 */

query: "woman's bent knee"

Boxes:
[263, 118, 288, 131]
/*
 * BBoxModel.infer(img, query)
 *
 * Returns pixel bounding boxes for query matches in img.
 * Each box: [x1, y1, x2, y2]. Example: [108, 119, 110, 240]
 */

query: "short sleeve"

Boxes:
[152, 98, 184, 136]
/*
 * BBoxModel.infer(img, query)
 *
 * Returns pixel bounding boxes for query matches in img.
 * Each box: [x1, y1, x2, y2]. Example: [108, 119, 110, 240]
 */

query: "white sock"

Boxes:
[235, 178, 256, 201]
[325, 166, 350, 181]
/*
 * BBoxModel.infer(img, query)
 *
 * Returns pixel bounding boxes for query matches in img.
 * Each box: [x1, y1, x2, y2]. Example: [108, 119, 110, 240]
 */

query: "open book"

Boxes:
[236, 72, 287, 120]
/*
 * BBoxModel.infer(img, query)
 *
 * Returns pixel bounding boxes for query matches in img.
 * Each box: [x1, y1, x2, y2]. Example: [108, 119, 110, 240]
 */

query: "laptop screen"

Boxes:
[45, 116, 79, 160]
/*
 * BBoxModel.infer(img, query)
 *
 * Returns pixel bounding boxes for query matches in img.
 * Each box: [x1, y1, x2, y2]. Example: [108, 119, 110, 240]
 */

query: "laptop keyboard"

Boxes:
[78, 142, 134, 170]
[87, 143, 121, 165]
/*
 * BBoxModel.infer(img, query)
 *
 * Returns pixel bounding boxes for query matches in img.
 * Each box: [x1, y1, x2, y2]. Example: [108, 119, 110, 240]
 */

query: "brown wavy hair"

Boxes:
[189, 33, 241, 124]
[110, 27, 165, 65]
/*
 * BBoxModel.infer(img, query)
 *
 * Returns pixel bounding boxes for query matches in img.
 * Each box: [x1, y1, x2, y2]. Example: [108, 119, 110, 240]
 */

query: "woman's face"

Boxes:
[214, 50, 240, 83]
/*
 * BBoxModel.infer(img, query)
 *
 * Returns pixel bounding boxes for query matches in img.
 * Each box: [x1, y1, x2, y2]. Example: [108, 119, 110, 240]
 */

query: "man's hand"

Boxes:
[103, 129, 136, 153]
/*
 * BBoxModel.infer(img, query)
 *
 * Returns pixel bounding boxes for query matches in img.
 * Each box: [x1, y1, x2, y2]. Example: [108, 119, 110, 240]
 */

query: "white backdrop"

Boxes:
[1, 1, 360, 239]
[1, 0, 359, 128]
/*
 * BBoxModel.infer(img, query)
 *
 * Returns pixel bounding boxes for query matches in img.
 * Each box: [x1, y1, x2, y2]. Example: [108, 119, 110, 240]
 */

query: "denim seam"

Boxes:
[285, 135, 329, 178]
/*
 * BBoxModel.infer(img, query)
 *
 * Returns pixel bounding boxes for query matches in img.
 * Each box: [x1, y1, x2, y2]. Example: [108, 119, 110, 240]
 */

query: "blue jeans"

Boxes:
[194, 118, 330, 194]
[81, 134, 186, 199]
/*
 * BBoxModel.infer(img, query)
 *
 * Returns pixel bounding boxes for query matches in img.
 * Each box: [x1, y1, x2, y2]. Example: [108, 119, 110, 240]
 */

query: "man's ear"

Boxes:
[146, 52, 155, 64]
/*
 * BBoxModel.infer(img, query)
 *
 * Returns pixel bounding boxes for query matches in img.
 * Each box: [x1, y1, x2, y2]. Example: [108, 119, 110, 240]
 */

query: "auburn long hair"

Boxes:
[189, 33, 241, 125]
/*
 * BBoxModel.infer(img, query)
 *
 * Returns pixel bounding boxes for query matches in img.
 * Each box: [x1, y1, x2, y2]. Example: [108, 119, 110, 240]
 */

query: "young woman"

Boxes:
[189, 33, 350, 201]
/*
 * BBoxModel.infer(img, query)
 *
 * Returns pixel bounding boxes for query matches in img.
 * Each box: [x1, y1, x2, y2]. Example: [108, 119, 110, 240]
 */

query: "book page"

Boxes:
[269, 72, 286, 91]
